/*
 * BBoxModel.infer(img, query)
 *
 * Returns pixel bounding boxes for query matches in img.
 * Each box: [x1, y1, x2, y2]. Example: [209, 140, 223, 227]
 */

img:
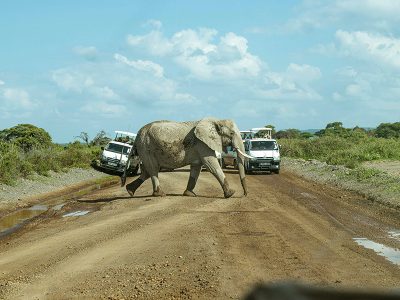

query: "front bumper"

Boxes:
[247, 159, 280, 171]
[99, 159, 126, 172]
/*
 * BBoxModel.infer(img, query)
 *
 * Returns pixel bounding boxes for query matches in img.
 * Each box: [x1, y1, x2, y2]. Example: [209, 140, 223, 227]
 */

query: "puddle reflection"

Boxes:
[0, 207, 47, 235]
[62, 210, 90, 217]
[354, 237, 400, 266]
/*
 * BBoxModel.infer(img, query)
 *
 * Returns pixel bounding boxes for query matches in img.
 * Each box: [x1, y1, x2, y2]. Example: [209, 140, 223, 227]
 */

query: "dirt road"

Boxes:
[0, 168, 399, 299]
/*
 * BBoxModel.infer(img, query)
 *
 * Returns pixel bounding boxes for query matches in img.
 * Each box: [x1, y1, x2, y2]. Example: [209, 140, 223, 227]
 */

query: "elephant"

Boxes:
[121, 117, 252, 198]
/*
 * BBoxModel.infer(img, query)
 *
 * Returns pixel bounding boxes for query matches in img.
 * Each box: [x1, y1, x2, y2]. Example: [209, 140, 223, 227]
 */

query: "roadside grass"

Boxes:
[279, 136, 400, 168]
[280, 136, 400, 208]
[0, 141, 101, 185]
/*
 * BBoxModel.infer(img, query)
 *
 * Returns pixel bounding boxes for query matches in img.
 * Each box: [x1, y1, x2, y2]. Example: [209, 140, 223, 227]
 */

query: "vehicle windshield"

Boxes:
[251, 141, 278, 150]
[105, 143, 131, 154]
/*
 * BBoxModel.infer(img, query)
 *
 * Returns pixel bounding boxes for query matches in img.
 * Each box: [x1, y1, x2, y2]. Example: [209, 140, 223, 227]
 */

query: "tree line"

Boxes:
[266, 121, 400, 139]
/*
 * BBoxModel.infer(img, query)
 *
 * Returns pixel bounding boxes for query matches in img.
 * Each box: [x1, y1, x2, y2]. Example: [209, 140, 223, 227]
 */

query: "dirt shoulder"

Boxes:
[283, 158, 400, 209]
[0, 168, 116, 213]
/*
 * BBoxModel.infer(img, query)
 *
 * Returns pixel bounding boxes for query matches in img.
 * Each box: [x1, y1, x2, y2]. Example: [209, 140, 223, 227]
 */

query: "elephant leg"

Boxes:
[126, 167, 149, 197]
[151, 175, 166, 197]
[183, 164, 202, 197]
[201, 156, 235, 198]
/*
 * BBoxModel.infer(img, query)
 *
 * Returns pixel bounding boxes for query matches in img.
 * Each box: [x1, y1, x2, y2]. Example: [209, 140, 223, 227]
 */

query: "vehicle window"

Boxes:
[250, 141, 278, 150]
[244, 142, 249, 151]
[226, 145, 233, 152]
[105, 143, 130, 154]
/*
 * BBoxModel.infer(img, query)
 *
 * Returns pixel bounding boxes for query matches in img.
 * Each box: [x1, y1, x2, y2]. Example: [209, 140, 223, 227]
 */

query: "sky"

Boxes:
[1, 0, 400, 143]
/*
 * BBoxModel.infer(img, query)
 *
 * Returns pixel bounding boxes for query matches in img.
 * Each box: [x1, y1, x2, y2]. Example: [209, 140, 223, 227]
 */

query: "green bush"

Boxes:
[0, 123, 106, 185]
[0, 141, 102, 185]
[0, 124, 52, 152]
[280, 135, 400, 168]
[0, 142, 21, 185]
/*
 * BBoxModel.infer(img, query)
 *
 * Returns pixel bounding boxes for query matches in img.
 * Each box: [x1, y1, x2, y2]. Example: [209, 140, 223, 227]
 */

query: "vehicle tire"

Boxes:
[244, 164, 251, 175]
[221, 158, 226, 169]
[274, 169, 280, 174]
[234, 159, 239, 170]
[128, 163, 140, 176]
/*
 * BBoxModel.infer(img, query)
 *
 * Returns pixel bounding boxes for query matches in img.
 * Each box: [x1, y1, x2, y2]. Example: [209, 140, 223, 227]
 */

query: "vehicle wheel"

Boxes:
[234, 159, 239, 170]
[128, 163, 140, 176]
[274, 169, 280, 174]
[221, 158, 226, 169]
[245, 164, 251, 174]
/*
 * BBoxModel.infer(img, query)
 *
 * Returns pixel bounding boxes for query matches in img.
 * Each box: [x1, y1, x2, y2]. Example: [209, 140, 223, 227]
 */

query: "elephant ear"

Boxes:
[194, 118, 223, 153]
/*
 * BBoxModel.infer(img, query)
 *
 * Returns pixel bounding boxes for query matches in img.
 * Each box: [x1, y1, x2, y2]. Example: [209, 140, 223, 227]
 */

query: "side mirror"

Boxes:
[101, 146, 104, 150]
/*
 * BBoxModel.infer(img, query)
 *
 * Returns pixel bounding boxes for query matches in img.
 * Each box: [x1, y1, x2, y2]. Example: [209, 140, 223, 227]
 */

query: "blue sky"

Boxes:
[1, 1, 400, 142]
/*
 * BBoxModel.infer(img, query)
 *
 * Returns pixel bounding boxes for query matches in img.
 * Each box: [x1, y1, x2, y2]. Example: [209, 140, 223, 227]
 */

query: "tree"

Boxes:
[75, 132, 90, 146]
[316, 121, 350, 137]
[275, 129, 302, 139]
[0, 124, 52, 151]
[375, 122, 400, 138]
[90, 130, 110, 146]
[300, 132, 314, 139]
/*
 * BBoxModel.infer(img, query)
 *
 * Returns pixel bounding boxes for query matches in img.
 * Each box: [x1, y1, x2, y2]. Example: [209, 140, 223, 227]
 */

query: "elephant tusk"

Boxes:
[235, 148, 255, 159]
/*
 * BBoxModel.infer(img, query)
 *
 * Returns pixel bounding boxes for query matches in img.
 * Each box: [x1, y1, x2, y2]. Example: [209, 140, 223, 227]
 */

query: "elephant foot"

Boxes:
[222, 178, 235, 198]
[224, 189, 235, 199]
[153, 187, 166, 197]
[126, 187, 135, 197]
[126, 178, 144, 197]
[183, 190, 196, 197]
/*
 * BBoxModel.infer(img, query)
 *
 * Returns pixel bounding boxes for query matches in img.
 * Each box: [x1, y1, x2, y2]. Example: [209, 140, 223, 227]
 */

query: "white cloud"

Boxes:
[127, 30, 173, 56]
[73, 46, 98, 60]
[126, 24, 262, 81]
[52, 69, 94, 92]
[52, 52, 197, 111]
[335, 30, 400, 69]
[286, 63, 321, 83]
[281, 0, 400, 33]
[335, 0, 400, 21]
[80, 101, 126, 117]
[143, 19, 162, 30]
[259, 63, 322, 101]
[114, 54, 164, 78]
[335, 66, 357, 78]
[2, 88, 35, 109]
[91, 86, 119, 99]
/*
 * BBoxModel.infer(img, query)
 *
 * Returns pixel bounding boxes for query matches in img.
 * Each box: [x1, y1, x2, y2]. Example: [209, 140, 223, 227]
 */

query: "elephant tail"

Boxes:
[120, 144, 137, 187]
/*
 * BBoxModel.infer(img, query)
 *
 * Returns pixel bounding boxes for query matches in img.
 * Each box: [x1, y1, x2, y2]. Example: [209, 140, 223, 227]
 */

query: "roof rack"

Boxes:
[240, 128, 272, 139]
[113, 131, 137, 144]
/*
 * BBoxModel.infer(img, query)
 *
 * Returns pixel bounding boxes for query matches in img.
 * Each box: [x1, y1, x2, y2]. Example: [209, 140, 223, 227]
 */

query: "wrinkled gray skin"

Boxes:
[121, 118, 247, 198]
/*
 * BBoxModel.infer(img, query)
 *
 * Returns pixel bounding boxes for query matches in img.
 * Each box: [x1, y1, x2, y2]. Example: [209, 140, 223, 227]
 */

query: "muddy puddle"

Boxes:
[0, 203, 68, 237]
[0, 180, 113, 238]
[354, 236, 400, 266]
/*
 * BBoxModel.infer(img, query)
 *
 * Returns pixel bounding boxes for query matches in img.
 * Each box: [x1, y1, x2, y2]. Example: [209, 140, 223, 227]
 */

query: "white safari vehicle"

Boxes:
[242, 128, 281, 174]
[97, 131, 140, 175]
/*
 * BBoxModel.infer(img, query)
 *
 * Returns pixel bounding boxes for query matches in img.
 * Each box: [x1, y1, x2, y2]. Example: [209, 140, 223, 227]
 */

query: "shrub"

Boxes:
[279, 135, 400, 168]
[0, 124, 52, 152]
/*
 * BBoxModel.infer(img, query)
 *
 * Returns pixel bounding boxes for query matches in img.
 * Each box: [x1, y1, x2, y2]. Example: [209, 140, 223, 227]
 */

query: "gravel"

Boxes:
[0, 168, 110, 207]
[283, 157, 400, 209]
